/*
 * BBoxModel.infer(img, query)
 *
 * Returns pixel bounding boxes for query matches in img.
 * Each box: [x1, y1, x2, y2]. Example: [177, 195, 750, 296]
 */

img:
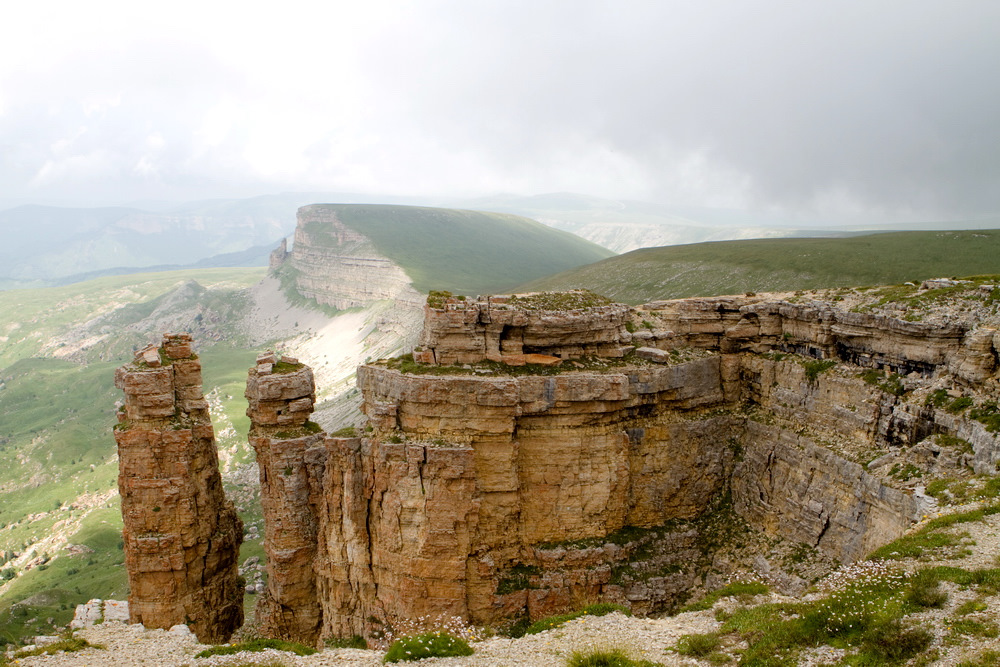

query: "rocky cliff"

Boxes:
[113, 334, 243, 643]
[238, 284, 1000, 645]
[280, 205, 425, 311]
[120, 280, 1000, 646]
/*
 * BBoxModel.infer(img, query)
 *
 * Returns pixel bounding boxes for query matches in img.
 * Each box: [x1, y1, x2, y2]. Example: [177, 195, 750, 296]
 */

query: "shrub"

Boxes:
[565, 647, 660, 667]
[802, 359, 837, 383]
[383, 632, 473, 663]
[905, 569, 948, 608]
[860, 620, 933, 663]
[675, 632, 721, 656]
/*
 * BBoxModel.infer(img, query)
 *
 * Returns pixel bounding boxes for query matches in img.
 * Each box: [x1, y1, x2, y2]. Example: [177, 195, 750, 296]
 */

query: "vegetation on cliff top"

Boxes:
[516, 229, 1000, 304]
[300, 204, 613, 295]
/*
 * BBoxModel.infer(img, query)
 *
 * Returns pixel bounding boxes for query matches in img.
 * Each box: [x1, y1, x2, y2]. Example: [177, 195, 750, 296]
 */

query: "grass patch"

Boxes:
[12, 634, 103, 658]
[970, 402, 1000, 433]
[859, 369, 905, 396]
[679, 581, 771, 612]
[957, 649, 1000, 667]
[382, 631, 473, 663]
[325, 635, 367, 649]
[674, 632, 721, 657]
[196, 639, 317, 658]
[801, 358, 837, 383]
[566, 647, 663, 667]
[513, 603, 632, 637]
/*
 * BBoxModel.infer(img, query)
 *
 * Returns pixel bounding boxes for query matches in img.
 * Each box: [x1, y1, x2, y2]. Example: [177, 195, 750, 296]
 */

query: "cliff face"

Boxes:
[236, 288, 1000, 645]
[123, 285, 1000, 646]
[286, 205, 424, 311]
[113, 334, 243, 643]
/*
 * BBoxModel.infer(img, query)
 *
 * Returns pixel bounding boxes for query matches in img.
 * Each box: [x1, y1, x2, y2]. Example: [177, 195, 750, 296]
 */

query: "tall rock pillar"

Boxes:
[246, 352, 325, 644]
[114, 333, 244, 643]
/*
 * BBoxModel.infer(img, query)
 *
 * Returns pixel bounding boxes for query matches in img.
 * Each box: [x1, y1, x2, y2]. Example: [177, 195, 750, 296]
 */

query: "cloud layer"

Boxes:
[2, 0, 998, 221]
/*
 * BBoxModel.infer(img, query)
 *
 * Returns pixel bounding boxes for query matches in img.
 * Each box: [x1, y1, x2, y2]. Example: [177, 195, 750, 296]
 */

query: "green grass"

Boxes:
[382, 631, 473, 663]
[678, 581, 771, 612]
[0, 267, 264, 368]
[515, 230, 1000, 304]
[196, 638, 317, 657]
[298, 203, 613, 295]
[705, 563, 937, 666]
[566, 647, 663, 667]
[864, 505, 1000, 563]
[515, 603, 632, 637]
[12, 634, 104, 658]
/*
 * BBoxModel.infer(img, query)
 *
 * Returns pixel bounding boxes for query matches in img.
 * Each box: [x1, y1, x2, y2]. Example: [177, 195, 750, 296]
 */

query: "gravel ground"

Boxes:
[12, 610, 720, 667]
[13, 507, 1000, 666]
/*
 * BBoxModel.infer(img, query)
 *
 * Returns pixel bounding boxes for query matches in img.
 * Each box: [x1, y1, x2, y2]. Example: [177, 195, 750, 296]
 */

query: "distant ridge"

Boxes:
[298, 203, 614, 295]
[517, 229, 1000, 304]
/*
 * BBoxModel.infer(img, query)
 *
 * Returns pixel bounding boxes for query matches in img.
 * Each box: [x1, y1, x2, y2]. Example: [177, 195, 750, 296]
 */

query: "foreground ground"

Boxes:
[12, 500, 1000, 667]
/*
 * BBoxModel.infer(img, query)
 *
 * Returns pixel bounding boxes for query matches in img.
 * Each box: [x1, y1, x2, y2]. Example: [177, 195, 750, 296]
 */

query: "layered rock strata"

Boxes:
[235, 290, 1000, 647]
[287, 205, 424, 310]
[415, 291, 632, 365]
[113, 333, 243, 643]
[245, 352, 325, 642]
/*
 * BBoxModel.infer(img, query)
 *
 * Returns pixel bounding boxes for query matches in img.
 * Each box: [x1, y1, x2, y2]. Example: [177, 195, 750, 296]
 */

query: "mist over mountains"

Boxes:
[7, 191, 1000, 291]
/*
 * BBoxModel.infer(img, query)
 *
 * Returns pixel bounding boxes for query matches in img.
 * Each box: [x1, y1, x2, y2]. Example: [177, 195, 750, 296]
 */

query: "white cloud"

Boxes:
[0, 0, 998, 220]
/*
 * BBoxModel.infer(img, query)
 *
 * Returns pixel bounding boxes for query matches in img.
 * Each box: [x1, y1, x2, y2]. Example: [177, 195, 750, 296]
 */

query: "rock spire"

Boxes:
[114, 333, 243, 643]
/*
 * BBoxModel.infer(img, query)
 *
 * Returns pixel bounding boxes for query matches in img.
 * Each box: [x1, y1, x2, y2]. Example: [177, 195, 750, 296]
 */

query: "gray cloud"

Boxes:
[2, 0, 998, 221]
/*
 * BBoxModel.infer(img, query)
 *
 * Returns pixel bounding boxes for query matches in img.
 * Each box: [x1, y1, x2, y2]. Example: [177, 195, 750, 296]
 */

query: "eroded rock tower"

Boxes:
[114, 333, 243, 642]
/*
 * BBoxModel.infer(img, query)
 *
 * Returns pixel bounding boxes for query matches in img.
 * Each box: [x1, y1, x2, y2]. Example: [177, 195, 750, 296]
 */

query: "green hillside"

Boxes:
[0, 268, 267, 644]
[517, 230, 1000, 304]
[302, 204, 615, 294]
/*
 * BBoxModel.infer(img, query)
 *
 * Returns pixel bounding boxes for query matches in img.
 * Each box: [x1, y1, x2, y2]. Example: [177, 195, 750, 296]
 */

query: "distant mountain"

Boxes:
[288, 203, 615, 297]
[458, 193, 1000, 253]
[517, 229, 1000, 304]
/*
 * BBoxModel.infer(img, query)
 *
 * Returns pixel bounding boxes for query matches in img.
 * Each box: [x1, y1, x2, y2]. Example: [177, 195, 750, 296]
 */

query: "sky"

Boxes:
[1, 0, 998, 222]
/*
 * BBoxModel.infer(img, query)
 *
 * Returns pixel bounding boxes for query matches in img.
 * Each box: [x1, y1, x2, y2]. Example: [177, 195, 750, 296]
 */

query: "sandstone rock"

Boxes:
[286, 205, 426, 311]
[417, 292, 632, 365]
[115, 334, 243, 643]
[245, 356, 324, 643]
[634, 346, 671, 363]
[148, 289, 1000, 646]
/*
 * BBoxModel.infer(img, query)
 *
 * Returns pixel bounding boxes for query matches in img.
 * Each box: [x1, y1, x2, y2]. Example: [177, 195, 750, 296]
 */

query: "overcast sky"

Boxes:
[1, 0, 998, 221]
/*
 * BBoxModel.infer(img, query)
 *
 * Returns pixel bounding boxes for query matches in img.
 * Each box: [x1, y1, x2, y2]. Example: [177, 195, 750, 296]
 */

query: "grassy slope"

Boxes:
[305, 204, 614, 295]
[0, 267, 265, 367]
[0, 268, 268, 645]
[517, 229, 1000, 304]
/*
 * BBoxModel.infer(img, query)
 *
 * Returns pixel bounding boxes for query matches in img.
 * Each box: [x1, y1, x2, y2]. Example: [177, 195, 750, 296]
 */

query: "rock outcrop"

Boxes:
[245, 352, 325, 643]
[240, 289, 1000, 645]
[285, 205, 424, 311]
[114, 334, 243, 643]
[415, 291, 632, 365]
[123, 285, 1000, 647]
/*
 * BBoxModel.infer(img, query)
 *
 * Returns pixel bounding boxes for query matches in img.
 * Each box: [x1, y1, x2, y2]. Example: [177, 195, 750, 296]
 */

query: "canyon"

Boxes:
[115, 281, 1000, 646]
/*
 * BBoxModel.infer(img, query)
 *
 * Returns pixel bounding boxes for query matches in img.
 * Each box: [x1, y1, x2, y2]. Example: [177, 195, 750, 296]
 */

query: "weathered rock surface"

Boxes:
[287, 205, 425, 311]
[245, 352, 325, 643]
[114, 334, 243, 643]
[128, 288, 1000, 647]
[415, 292, 631, 365]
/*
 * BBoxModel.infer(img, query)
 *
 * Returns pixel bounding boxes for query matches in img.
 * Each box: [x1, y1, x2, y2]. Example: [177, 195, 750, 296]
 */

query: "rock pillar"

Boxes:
[246, 352, 325, 644]
[114, 333, 243, 643]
